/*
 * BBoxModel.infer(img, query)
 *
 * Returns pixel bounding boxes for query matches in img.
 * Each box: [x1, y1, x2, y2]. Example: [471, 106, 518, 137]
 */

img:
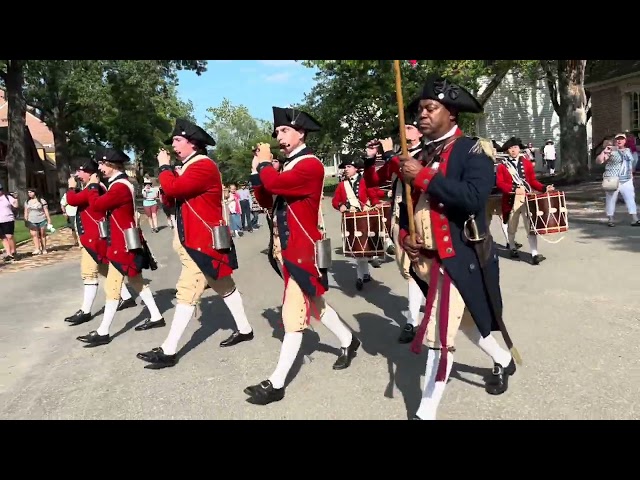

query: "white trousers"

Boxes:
[605, 179, 637, 216]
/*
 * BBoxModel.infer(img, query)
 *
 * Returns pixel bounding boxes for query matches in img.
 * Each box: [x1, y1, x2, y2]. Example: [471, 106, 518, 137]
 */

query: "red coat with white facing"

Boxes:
[87, 174, 143, 277]
[331, 174, 381, 211]
[66, 183, 109, 264]
[158, 154, 238, 280]
[251, 148, 327, 300]
[495, 155, 545, 218]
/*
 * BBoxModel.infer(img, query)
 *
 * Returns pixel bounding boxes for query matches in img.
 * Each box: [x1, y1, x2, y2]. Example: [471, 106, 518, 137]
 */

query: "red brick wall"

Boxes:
[591, 86, 621, 146]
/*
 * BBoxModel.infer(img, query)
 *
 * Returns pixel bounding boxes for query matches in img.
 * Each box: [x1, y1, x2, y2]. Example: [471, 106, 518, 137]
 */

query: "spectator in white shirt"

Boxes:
[237, 184, 253, 232]
[61, 191, 79, 247]
[543, 140, 557, 175]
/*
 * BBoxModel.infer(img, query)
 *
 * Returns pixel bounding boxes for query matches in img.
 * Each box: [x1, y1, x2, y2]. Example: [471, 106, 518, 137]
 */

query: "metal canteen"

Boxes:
[123, 227, 143, 250]
[213, 222, 232, 250]
[315, 236, 332, 269]
[98, 220, 109, 239]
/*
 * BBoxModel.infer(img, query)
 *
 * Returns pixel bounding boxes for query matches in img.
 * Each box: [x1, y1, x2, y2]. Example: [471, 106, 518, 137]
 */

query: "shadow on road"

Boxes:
[260, 306, 341, 388]
[329, 257, 409, 330]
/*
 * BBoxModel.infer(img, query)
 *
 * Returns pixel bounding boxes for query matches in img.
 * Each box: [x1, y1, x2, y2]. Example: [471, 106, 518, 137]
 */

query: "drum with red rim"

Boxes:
[525, 191, 568, 235]
[342, 209, 386, 257]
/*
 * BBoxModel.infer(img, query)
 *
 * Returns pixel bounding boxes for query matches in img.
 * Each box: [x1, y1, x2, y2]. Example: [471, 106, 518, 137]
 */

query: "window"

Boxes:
[631, 92, 640, 132]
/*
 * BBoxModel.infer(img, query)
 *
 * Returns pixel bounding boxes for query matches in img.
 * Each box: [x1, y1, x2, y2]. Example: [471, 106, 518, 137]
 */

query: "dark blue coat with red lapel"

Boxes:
[251, 147, 328, 307]
[87, 174, 146, 277]
[66, 183, 109, 265]
[158, 154, 238, 280]
[398, 135, 502, 338]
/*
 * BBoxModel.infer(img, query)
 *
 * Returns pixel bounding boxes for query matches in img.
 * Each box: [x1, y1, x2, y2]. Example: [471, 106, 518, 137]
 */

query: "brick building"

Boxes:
[585, 60, 640, 150]
[0, 89, 58, 199]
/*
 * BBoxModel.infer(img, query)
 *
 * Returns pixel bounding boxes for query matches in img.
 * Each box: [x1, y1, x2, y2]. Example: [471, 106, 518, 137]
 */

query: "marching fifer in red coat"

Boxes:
[76, 148, 165, 347]
[332, 156, 382, 290]
[136, 118, 254, 369]
[63, 159, 136, 326]
[363, 101, 427, 344]
[246, 106, 360, 405]
[495, 136, 554, 265]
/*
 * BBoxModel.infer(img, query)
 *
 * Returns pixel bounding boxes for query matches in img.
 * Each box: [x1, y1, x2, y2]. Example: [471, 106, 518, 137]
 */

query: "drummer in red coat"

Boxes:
[332, 156, 382, 290]
[76, 148, 165, 347]
[495, 136, 554, 265]
[245, 106, 360, 405]
[136, 119, 254, 369]
[63, 159, 136, 326]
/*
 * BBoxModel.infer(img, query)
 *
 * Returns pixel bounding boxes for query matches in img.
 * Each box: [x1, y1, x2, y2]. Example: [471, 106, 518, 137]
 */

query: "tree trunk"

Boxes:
[557, 60, 589, 180]
[52, 123, 71, 201]
[135, 150, 144, 184]
[4, 60, 28, 212]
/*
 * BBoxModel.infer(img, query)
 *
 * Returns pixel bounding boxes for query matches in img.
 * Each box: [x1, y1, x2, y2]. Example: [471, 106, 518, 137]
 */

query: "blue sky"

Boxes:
[176, 60, 319, 126]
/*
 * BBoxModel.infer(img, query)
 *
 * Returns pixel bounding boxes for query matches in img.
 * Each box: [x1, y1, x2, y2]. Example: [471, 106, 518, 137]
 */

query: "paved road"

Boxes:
[1, 196, 639, 420]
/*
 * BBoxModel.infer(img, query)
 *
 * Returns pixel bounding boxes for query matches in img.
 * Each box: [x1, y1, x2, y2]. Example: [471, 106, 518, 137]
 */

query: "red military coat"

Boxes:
[251, 147, 327, 306]
[158, 154, 237, 280]
[331, 173, 381, 211]
[495, 155, 545, 218]
[66, 183, 109, 265]
[87, 174, 143, 277]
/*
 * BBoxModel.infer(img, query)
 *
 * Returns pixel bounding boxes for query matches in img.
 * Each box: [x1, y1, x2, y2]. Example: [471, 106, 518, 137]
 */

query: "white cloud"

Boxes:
[258, 60, 297, 67]
[263, 72, 292, 83]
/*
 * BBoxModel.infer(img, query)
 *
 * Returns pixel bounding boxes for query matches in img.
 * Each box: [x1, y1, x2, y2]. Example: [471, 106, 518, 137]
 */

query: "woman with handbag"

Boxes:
[597, 134, 640, 227]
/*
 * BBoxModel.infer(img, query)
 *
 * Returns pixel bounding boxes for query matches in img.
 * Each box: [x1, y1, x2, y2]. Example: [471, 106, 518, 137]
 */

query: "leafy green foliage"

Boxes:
[297, 60, 540, 155]
[205, 98, 277, 184]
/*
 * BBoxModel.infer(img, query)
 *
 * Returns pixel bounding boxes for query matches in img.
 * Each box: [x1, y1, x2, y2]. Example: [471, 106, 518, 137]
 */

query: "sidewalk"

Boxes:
[0, 227, 81, 275]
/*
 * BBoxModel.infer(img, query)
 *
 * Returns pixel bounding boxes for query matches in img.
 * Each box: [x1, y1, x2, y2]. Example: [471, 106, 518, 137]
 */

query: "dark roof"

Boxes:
[585, 60, 640, 86]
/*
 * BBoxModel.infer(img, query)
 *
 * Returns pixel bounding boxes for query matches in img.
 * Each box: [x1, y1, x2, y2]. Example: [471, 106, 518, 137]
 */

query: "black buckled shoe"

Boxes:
[398, 324, 416, 343]
[531, 254, 545, 265]
[485, 358, 517, 395]
[333, 336, 361, 370]
[356, 279, 364, 291]
[117, 298, 136, 311]
[65, 310, 92, 326]
[76, 330, 110, 347]
[134, 318, 166, 331]
[220, 330, 254, 347]
[136, 347, 177, 369]
[245, 380, 285, 405]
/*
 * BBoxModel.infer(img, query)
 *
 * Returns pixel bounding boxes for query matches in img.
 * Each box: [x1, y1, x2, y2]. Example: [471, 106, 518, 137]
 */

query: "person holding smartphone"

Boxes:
[597, 134, 640, 227]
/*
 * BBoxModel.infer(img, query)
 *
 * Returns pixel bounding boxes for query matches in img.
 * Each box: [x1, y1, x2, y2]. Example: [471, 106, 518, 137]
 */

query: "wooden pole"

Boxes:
[393, 60, 416, 242]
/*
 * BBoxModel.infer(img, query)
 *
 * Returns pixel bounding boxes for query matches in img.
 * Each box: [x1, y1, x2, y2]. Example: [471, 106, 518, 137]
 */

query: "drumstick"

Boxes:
[393, 60, 416, 242]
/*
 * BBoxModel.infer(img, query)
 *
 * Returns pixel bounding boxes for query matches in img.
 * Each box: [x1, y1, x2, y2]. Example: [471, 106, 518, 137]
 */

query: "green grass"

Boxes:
[1, 214, 69, 251]
[323, 175, 339, 194]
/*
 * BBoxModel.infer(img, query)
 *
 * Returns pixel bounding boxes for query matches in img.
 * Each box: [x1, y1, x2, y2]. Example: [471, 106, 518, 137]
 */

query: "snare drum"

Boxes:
[525, 191, 568, 235]
[380, 201, 392, 237]
[342, 209, 386, 258]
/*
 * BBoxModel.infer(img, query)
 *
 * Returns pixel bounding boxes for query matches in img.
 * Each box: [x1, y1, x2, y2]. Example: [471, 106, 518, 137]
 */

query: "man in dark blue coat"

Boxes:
[396, 75, 518, 420]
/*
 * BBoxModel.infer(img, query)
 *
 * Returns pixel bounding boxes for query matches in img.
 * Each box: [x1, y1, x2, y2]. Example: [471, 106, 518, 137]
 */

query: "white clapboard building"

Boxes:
[474, 71, 593, 171]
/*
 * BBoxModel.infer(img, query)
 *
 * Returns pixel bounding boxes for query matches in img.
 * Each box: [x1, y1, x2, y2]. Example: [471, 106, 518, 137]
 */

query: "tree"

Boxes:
[204, 98, 275, 183]
[540, 60, 590, 178]
[0, 60, 28, 207]
[298, 60, 538, 155]
[22, 60, 207, 196]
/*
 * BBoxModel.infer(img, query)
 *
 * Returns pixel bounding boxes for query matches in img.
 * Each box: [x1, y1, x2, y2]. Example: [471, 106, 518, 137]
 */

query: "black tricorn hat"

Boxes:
[338, 156, 364, 170]
[500, 136, 525, 152]
[95, 147, 130, 164]
[420, 74, 483, 114]
[492, 140, 501, 150]
[271, 106, 321, 138]
[77, 159, 99, 174]
[164, 118, 216, 147]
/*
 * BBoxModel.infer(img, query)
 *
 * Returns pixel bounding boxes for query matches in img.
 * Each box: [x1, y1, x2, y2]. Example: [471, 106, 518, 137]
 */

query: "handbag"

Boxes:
[602, 176, 619, 191]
